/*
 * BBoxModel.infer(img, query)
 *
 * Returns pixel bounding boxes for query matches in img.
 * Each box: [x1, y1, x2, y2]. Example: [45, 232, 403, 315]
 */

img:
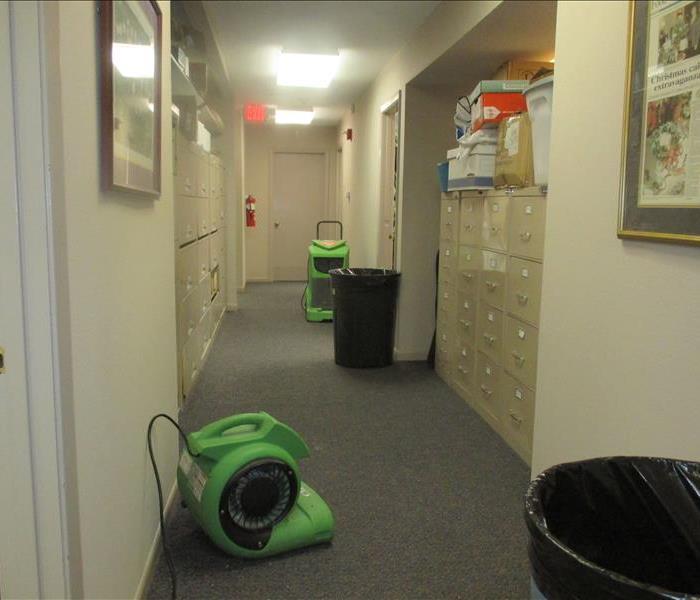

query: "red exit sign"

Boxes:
[244, 103, 266, 123]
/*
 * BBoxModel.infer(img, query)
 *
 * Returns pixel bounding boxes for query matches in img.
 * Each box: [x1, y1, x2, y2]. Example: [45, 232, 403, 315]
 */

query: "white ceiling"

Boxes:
[411, 1, 557, 87]
[203, 1, 440, 126]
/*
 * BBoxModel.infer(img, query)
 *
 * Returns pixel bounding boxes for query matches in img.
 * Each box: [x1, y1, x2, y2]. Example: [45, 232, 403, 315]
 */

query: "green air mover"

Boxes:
[177, 412, 334, 558]
[304, 220, 349, 322]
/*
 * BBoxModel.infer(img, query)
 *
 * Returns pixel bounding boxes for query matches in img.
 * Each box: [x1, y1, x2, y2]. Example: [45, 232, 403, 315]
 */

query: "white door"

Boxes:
[271, 152, 327, 281]
[0, 2, 42, 596]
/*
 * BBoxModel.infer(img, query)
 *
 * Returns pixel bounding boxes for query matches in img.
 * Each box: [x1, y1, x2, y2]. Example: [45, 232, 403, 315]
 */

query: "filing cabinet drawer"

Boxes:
[482, 194, 509, 251]
[440, 198, 459, 242]
[456, 292, 477, 338]
[506, 257, 543, 325]
[175, 142, 197, 197]
[174, 195, 197, 247]
[475, 351, 503, 425]
[209, 195, 219, 232]
[179, 289, 200, 343]
[454, 342, 476, 392]
[457, 245, 480, 294]
[509, 196, 546, 260]
[480, 250, 507, 309]
[216, 195, 226, 230]
[176, 242, 199, 302]
[501, 372, 535, 459]
[437, 284, 457, 322]
[439, 241, 458, 278]
[436, 330, 453, 380]
[209, 231, 221, 270]
[182, 328, 201, 397]
[476, 304, 504, 364]
[504, 316, 539, 389]
[197, 152, 210, 198]
[459, 193, 483, 246]
[196, 239, 210, 283]
[198, 278, 213, 321]
[197, 197, 211, 238]
[210, 194, 225, 232]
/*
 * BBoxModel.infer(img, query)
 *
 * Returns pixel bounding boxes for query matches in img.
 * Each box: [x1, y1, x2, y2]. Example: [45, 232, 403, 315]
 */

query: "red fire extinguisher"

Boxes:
[245, 194, 256, 227]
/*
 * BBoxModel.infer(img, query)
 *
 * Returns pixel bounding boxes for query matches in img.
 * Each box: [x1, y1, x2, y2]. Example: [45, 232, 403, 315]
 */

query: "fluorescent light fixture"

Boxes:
[277, 52, 339, 88]
[112, 42, 155, 79]
[275, 109, 314, 125]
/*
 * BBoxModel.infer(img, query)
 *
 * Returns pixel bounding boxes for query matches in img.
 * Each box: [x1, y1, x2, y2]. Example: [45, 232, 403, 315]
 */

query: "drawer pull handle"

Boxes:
[483, 334, 496, 346]
[516, 293, 529, 305]
[485, 280, 498, 291]
[464, 224, 474, 231]
[512, 351, 526, 366]
[480, 384, 493, 397]
[490, 226, 500, 233]
[520, 231, 532, 242]
[462, 273, 473, 281]
[459, 319, 471, 329]
[509, 411, 523, 426]
[446, 220, 452, 226]
[457, 365, 466, 374]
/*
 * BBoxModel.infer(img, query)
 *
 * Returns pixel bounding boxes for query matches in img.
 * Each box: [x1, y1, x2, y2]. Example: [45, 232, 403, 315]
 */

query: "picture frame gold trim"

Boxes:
[618, 0, 700, 246]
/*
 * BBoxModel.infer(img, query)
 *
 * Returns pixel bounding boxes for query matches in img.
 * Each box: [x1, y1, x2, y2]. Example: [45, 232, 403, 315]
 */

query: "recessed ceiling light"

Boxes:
[275, 109, 314, 125]
[277, 52, 339, 88]
[112, 43, 155, 79]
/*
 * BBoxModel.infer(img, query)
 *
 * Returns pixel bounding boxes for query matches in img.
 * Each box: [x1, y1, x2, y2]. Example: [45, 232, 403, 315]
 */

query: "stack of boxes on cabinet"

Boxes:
[435, 61, 553, 464]
[174, 128, 227, 399]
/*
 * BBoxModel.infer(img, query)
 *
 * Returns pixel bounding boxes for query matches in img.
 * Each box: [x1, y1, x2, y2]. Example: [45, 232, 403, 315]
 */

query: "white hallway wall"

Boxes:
[532, 0, 700, 474]
[46, 2, 180, 596]
[244, 124, 338, 282]
[337, 0, 500, 357]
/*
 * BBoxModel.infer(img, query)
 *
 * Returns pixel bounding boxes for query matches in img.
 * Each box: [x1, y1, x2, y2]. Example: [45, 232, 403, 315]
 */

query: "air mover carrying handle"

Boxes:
[198, 412, 272, 441]
[317, 220, 343, 240]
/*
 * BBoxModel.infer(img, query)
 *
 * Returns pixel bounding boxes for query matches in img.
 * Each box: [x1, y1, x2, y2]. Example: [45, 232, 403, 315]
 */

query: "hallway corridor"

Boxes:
[149, 283, 530, 599]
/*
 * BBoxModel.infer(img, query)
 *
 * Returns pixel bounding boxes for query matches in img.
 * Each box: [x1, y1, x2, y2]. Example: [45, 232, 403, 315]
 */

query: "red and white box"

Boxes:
[470, 92, 527, 133]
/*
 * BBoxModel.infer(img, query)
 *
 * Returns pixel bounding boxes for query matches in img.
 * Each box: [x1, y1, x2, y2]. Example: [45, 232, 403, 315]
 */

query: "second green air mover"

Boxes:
[304, 221, 349, 322]
[177, 412, 334, 558]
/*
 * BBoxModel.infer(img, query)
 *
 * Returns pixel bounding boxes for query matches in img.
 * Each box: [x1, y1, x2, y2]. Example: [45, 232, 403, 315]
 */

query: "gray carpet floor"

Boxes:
[148, 283, 531, 599]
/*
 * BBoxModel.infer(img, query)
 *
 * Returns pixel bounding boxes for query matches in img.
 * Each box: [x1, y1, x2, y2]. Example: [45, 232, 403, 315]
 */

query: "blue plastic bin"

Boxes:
[437, 161, 449, 192]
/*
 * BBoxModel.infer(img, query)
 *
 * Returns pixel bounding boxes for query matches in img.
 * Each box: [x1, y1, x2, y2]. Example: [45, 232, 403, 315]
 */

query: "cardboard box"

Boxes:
[447, 147, 495, 191]
[493, 60, 553, 81]
[494, 113, 534, 188]
[467, 80, 529, 107]
[471, 92, 527, 133]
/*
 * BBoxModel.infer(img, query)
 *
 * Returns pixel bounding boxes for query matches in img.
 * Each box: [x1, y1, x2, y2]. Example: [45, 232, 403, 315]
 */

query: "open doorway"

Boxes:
[378, 93, 401, 269]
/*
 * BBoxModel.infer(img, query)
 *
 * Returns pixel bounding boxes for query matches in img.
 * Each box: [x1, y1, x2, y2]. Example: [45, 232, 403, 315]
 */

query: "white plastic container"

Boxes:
[524, 75, 553, 185]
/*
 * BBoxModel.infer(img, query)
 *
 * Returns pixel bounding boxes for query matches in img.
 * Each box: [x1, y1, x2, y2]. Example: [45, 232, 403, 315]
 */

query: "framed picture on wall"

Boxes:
[619, 0, 700, 245]
[99, 0, 162, 196]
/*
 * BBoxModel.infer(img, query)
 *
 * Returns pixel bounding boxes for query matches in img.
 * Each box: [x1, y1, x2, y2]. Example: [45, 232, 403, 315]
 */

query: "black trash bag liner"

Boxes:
[525, 457, 700, 600]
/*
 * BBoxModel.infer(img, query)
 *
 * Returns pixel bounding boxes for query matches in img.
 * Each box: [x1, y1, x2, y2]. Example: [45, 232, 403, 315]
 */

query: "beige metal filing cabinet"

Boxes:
[174, 130, 227, 401]
[436, 187, 546, 464]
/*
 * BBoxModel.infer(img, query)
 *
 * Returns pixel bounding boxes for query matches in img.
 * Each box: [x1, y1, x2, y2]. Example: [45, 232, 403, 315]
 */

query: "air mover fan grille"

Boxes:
[224, 460, 296, 532]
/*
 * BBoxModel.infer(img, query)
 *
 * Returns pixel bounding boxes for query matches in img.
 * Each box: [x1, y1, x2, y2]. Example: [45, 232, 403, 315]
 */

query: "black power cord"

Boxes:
[147, 414, 200, 600]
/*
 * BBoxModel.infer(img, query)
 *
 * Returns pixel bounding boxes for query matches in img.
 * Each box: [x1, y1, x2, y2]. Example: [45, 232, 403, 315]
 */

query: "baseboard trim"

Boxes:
[394, 350, 428, 362]
[134, 481, 179, 600]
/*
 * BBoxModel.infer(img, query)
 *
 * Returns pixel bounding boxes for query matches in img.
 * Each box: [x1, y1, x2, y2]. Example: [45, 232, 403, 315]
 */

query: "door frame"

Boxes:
[267, 150, 331, 281]
[378, 92, 401, 269]
[0, 2, 75, 597]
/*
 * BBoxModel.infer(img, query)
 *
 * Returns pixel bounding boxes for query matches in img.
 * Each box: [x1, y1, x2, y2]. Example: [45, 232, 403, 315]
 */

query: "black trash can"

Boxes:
[525, 457, 700, 600]
[329, 268, 400, 368]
